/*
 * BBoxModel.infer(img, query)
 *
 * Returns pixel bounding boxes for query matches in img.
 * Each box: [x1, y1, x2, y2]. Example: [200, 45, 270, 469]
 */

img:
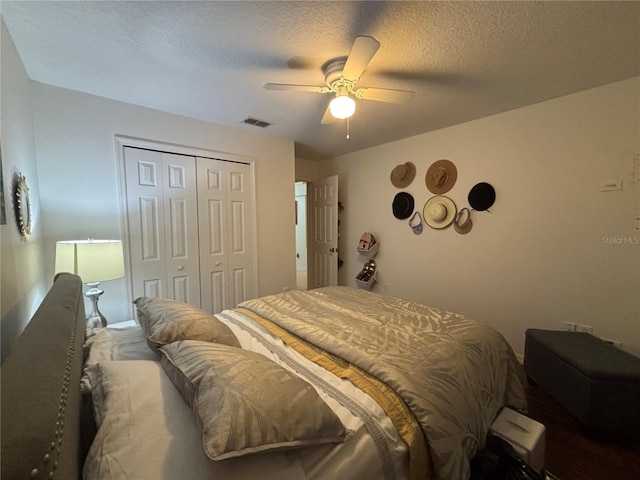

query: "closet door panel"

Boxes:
[232, 267, 247, 306]
[138, 196, 161, 261]
[125, 148, 168, 300]
[229, 200, 246, 253]
[208, 270, 227, 315]
[124, 148, 201, 306]
[172, 276, 191, 303]
[225, 162, 255, 305]
[142, 279, 162, 298]
[205, 199, 225, 255]
[197, 158, 228, 313]
[163, 153, 200, 306]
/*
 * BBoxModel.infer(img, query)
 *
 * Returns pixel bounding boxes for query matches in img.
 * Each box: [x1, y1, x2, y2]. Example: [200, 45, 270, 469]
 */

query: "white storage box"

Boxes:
[489, 407, 546, 473]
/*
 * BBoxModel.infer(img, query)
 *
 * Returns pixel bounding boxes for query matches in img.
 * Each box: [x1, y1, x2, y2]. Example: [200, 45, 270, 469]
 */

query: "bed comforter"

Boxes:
[238, 286, 527, 480]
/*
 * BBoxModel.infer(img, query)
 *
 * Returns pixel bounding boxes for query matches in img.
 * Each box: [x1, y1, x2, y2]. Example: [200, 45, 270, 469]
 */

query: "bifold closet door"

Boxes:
[197, 158, 255, 313]
[124, 147, 201, 306]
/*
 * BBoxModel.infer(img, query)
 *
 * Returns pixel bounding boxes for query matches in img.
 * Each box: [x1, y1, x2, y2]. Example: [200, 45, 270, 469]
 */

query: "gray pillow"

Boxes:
[159, 340, 347, 460]
[134, 297, 240, 351]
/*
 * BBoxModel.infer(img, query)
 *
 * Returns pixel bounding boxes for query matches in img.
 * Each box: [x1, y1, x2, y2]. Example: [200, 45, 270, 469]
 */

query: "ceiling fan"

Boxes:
[264, 36, 414, 124]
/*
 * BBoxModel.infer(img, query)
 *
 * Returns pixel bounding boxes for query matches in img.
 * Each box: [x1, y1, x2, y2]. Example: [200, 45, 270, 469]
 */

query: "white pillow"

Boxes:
[82, 327, 158, 393]
[84, 361, 309, 480]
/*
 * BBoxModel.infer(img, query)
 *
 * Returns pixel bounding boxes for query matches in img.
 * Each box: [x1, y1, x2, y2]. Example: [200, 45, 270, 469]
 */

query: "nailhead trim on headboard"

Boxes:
[28, 318, 78, 479]
[2, 273, 86, 480]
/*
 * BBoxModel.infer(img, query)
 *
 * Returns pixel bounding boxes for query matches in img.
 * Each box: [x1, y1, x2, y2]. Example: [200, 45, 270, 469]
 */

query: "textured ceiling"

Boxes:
[2, 1, 639, 161]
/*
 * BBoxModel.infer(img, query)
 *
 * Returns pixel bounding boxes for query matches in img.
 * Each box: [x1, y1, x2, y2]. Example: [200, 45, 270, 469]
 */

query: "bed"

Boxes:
[1, 273, 526, 480]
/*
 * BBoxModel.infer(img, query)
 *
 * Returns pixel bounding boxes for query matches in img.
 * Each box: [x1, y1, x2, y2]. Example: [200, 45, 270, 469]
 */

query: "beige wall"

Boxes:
[0, 20, 49, 362]
[30, 83, 297, 324]
[295, 156, 323, 182]
[2, 17, 297, 359]
[316, 77, 640, 358]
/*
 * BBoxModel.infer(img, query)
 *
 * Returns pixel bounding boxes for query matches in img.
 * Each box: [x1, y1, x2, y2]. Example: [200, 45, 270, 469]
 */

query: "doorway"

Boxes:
[295, 182, 308, 290]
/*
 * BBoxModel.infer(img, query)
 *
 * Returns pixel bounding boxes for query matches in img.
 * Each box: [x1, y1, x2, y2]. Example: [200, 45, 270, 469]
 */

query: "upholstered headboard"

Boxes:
[1, 273, 86, 480]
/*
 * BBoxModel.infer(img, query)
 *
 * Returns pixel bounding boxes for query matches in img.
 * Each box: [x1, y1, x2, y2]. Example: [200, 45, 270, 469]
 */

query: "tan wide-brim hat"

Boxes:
[423, 195, 457, 229]
[390, 162, 416, 188]
[426, 159, 457, 194]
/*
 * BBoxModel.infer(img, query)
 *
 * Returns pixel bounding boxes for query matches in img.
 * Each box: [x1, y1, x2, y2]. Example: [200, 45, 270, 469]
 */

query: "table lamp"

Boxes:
[55, 239, 124, 327]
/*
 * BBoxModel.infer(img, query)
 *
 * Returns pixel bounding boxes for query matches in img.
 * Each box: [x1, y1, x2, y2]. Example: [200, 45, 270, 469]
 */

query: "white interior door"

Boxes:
[124, 147, 201, 305]
[310, 175, 338, 288]
[295, 182, 307, 271]
[197, 158, 254, 313]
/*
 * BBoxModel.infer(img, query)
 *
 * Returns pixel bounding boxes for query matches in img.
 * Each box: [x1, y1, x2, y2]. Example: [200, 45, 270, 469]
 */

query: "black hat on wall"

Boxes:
[392, 192, 415, 219]
[468, 182, 496, 211]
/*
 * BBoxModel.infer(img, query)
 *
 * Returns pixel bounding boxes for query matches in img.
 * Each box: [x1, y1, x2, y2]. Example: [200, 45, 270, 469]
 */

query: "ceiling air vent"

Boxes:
[242, 117, 271, 128]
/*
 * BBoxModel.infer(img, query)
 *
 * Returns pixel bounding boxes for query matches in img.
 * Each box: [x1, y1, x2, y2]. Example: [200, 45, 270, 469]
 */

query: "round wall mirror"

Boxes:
[14, 173, 31, 240]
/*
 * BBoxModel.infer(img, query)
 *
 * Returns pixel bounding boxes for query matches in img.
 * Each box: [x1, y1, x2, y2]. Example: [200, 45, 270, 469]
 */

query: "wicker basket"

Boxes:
[356, 242, 379, 258]
[355, 272, 377, 290]
[355, 259, 377, 290]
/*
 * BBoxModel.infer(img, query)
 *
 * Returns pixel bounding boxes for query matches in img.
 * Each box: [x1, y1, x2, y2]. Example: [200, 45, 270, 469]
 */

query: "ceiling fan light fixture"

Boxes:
[329, 94, 356, 119]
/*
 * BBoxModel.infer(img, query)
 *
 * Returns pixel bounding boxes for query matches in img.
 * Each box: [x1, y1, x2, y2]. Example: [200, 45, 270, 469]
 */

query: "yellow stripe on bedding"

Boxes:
[236, 307, 434, 480]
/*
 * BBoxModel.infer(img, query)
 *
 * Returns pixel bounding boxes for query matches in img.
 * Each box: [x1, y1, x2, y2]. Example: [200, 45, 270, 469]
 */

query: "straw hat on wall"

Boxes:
[390, 162, 416, 188]
[423, 195, 457, 229]
[426, 159, 457, 194]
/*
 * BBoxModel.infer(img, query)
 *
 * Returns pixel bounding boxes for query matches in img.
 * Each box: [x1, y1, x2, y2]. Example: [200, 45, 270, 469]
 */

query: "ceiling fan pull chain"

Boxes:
[346, 117, 350, 140]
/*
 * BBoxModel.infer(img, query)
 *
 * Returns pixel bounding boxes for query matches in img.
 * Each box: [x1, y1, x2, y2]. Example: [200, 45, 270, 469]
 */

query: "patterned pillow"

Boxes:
[159, 340, 347, 460]
[134, 297, 240, 351]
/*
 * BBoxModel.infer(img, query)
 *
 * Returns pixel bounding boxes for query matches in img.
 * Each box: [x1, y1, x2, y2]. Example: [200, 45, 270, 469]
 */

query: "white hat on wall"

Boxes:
[423, 195, 457, 229]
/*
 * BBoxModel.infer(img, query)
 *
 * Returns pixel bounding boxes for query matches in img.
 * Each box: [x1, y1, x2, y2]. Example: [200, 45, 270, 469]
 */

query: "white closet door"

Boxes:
[197, 158, 227, 313]
[197, 158, 254, 313]
[225, 161, 255, 306]
[124, 147, 201, 305]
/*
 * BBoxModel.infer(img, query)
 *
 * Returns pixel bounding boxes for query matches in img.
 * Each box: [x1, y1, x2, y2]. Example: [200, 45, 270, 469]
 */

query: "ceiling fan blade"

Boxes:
[342, 36, 380, 83]
[320, 104, 337, 124]
[356, 87, 414, 104]
[263, 83, 325, 93]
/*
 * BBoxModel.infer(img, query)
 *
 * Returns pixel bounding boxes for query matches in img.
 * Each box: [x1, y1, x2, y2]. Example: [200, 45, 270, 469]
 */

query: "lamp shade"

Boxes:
[329, 95, 356, 119]
[55, 239, 124, 283]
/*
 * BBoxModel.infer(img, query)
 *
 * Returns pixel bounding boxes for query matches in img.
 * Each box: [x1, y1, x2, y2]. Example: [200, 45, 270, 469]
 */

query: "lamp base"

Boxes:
[85, 283, 108, 328]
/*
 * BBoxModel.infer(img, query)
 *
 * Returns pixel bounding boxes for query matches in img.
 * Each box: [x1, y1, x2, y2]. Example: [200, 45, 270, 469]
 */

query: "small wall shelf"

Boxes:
[357, 241, 378, 258]
[355, 259, 377, 290]
[355, 231, 378, 290]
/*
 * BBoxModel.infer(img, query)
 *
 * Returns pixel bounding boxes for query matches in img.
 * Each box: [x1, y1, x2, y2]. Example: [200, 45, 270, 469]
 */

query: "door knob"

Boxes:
[215, 261, 221, 266]
[177, 265, 184, 271]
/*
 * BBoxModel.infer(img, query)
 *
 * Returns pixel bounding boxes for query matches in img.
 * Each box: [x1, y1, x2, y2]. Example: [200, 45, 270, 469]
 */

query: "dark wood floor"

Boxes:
[523, 379, 640, 480]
